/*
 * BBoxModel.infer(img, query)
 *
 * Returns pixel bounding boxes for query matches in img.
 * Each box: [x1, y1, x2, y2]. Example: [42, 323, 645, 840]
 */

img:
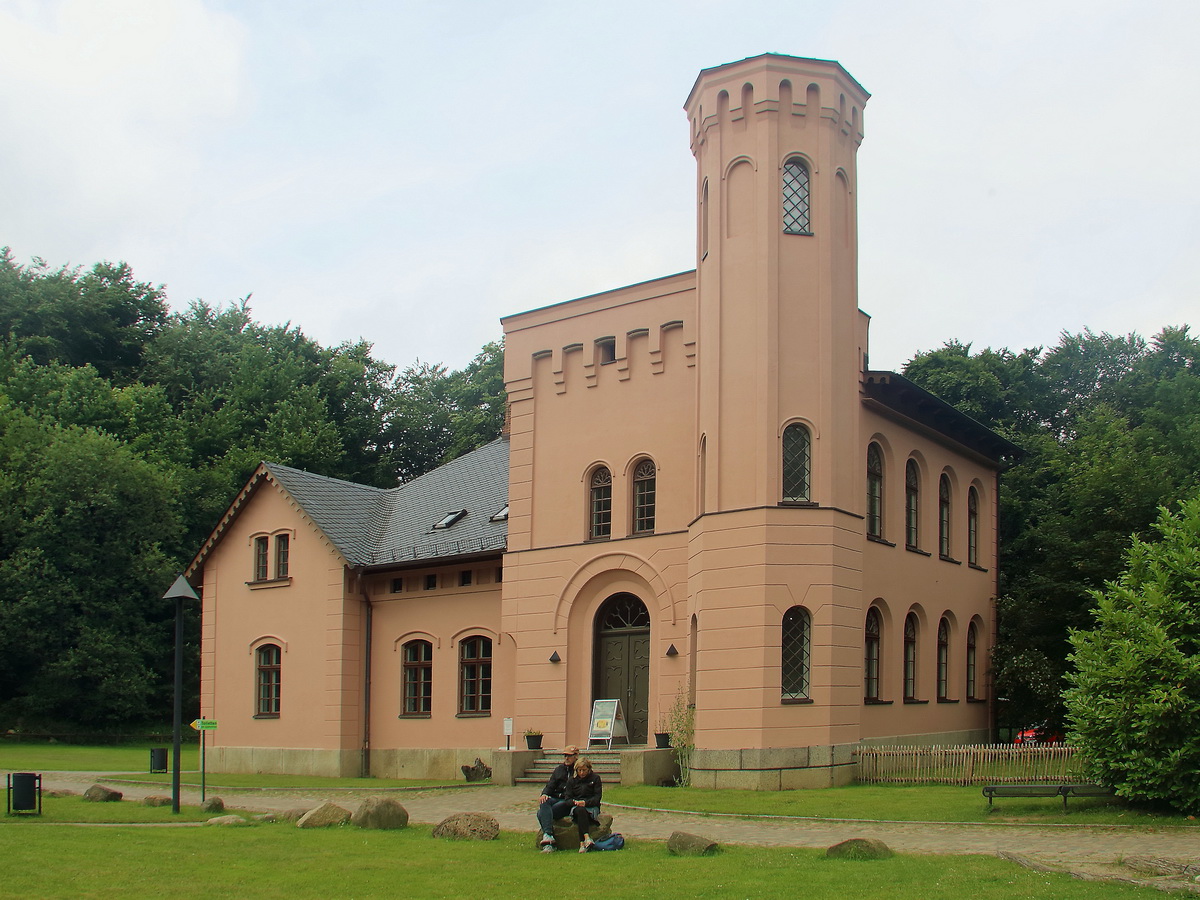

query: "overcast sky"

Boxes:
[2, 0, 1196, 374]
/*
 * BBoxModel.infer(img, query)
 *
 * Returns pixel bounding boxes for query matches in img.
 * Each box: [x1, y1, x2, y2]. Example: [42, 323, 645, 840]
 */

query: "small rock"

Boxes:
[297, 801, 352, 828]
[278, 807, 310, 823]
[667, 831, 720, 856]
[351, 797, 409, 830]
[83, 784, 123, 803]
[201, 797, 225, 814]
[206, 815, 249, 826]
[44, 789, 78, 799]
[142, 795, 172, 807]
[826, 838, 893, 860]
[432, 812, 499, 840]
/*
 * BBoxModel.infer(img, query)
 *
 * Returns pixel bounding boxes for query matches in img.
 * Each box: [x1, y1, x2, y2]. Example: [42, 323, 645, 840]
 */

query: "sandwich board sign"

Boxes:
[587, 699, 629, 748]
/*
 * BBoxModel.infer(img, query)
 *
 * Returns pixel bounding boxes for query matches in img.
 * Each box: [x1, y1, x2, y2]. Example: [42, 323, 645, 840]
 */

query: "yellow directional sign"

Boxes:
[190, 718, 218, 731]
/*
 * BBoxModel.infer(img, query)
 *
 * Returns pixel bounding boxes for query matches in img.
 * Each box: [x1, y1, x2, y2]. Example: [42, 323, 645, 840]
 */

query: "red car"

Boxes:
[1013, 723, 1063, 745]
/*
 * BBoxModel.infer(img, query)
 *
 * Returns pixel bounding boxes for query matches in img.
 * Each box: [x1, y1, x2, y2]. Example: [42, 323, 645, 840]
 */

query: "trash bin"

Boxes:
[149, 747, 168, 774]
[7, 772, 41, 815]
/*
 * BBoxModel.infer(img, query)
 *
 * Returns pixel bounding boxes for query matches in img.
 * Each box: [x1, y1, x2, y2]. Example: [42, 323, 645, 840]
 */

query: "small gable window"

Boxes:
[253, 536, 269, 582]
[251, 533, 291, 585]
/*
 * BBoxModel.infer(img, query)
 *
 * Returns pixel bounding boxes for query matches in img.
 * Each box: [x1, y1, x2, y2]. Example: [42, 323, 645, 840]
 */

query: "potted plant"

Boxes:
[524, 728, 543, 750]
[653, 714, 671, 749]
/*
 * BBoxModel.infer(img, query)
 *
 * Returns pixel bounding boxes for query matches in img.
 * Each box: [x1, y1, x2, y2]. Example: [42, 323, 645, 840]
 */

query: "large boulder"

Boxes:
[297, 801, 352, 828]
[540, 813, 614, 850]
[201, 797, 225, 814]
[667, 831, 720, 856]
[432, 812, 499, 840]
[142, 795, 172, 807]
[826, 838, 893, 860]
[83, 784, 122, 803]
[351, 797, 409, 830]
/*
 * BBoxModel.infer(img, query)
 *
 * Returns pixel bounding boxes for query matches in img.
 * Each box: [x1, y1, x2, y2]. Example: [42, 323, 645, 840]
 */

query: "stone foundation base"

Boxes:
[688, 744, 859, 790]
[207, 747, 540, 785]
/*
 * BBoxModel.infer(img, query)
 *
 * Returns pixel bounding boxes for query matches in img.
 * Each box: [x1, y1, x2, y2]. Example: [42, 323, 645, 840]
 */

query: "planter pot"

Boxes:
[654, 732, 671, 749]
[525, 734, 543, 750]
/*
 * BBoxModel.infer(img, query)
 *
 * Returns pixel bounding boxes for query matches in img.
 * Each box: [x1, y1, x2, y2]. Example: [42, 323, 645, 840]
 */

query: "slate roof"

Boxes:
[188, 439, 510, 578]
[861, 372, 1024, 466]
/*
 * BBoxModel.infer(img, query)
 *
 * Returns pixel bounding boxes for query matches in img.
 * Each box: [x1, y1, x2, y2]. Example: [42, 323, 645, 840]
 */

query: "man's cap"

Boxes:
[562, 745, 579, 755]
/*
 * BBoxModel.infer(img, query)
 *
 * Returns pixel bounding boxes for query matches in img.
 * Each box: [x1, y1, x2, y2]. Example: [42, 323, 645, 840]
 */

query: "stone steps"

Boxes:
[516, 748, 629, 785]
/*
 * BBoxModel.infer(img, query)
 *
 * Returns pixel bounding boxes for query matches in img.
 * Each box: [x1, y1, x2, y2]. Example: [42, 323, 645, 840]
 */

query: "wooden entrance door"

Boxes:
[594, 593, 650, 743]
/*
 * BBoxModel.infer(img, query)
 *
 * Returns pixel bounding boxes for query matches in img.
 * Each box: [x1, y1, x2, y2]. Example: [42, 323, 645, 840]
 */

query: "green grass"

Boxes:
[94, 772, 468, 790]
[0, 741, 199, 773]
[605, 783, 1199, 827]
[0, 823, 1161, 900]
[0, 794, 212, 824]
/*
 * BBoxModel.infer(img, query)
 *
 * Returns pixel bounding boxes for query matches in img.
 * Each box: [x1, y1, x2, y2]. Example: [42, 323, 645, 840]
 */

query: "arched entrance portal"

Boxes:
[593, 593, 650, 743]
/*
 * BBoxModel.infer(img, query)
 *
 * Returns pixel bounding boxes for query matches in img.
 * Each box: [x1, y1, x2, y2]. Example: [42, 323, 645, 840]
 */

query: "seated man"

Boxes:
[536, 745, 579, 851]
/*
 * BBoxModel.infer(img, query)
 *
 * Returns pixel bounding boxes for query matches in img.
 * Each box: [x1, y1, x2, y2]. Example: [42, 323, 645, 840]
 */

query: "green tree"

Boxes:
[1064, 493, 1200, 812]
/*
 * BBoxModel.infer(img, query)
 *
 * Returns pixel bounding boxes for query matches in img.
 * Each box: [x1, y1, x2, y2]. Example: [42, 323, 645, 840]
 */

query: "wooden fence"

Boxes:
[857, 744, 1085, 785]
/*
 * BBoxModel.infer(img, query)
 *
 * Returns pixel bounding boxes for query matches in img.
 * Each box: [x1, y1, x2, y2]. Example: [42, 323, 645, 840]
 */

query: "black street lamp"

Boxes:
[162, 575, 199, 814]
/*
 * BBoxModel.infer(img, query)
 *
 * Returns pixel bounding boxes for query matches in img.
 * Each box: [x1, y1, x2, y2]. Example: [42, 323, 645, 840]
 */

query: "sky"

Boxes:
[1, 0, 1197, 374]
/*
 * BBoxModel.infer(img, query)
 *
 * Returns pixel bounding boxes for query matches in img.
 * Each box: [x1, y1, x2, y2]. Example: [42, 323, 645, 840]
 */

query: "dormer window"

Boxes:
[490, 504, 509, 522]
[433, 510, 467, 530]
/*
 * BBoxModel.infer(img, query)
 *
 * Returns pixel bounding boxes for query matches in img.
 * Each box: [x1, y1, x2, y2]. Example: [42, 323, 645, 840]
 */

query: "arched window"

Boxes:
[937, 618, 950, 701]
[938, 475, 952, 559]
[632, 459, 657, 534]
[782, 423, 811, 502]
[459, 636, 492, 715]
[402, 640, 433, 716]
[966, 621, 979, 700]
[589, 467, 612, 540]
[864, 608, 881, 701]
[967, 486, 980, 566]
[905, 460, 920, 550]
[782, 157, 812, 235]
[903, 613, 918, 701]
[781, 606, 811, 702]
[255, 644, 281, 717]
[866, 444, 884, 539]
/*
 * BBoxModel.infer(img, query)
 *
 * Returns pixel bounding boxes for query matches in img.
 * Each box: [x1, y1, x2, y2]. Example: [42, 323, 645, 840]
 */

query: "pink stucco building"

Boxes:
[188, 54, 1019, 789]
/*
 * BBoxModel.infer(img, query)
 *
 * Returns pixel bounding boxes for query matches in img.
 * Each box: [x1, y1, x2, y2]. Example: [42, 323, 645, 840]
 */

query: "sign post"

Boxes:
[503, 717, 513, 751]
[587, 700, 629, 749]
[190, 719, 217, 802]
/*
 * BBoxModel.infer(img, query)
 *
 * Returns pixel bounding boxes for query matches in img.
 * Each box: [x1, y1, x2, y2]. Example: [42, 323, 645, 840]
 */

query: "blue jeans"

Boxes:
[537, 798, 571, 836]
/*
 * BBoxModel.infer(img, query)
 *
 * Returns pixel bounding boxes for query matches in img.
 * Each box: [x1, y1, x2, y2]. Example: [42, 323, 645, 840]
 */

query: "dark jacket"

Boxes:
[564, 770, 603, 808]
[541, 763, 573, 798]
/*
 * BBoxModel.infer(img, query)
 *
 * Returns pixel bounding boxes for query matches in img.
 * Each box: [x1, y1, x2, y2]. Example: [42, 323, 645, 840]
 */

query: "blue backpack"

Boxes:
[590, 833, 625, 851]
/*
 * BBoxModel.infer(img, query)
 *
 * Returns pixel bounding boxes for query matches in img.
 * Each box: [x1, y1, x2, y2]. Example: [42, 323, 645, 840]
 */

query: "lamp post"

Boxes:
[163, 575, 199, 814]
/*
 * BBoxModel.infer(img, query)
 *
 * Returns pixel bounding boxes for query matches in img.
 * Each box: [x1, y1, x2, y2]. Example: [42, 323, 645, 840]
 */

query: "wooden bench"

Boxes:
[982, 784, 1114, 809]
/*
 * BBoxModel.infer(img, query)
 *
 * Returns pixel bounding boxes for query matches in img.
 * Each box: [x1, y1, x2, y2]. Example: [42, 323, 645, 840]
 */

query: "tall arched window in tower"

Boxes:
[903, 612, 918, 701]
[589, 467, 612, 540]
[864, 607, 881, 701]
[967, 486, 980, 566]
[905, 460, 920, 550]
[782, 157, 811, 235]
[781, 606, 811, 702]
[632, 459, 657, 534]
[782, 423, 811, 502]
[936, 617, 950, 701]
[966, 621, 979, 700]
[866, 443, 884, 539]
[939, 474, 952, 558]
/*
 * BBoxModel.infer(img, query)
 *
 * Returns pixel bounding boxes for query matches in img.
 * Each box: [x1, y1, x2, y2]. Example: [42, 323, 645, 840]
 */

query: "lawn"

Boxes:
[0, 820, 1161, 900]
[605, 783, 1197, 827]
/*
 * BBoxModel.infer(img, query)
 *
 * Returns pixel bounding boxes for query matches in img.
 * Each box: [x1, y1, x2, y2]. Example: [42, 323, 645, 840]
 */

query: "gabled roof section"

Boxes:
[862, 372, 1024, 467]
[187, 439, 510, 578]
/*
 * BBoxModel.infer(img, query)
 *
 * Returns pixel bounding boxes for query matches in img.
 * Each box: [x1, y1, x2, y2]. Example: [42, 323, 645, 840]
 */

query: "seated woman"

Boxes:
[563, 757, 603, 852]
